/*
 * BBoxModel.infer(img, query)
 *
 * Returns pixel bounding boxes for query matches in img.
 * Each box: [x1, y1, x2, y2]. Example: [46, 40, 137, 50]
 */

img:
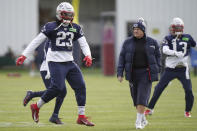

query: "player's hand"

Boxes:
[83, 56, 92, 67]
[45, 71, 50, 79]
[174, 51, 184, 58]
[16, 55, 26, 66]
[117, 76, 123, 82]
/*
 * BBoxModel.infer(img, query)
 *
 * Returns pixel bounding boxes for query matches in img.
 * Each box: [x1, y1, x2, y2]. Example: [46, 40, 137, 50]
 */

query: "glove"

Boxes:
[83, 56, 92, 67]
[45, 71, 50, 79]
[174, 51, 184, 58]
[16, 55, 26, 66]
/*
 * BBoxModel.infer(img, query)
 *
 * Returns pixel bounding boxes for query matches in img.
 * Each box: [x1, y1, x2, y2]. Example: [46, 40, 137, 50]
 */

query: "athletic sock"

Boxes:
[37, 98, 45, 108]
[78, 106, 85, 116]
[136, 113, 143, 122]
[142, 114, 146, 121]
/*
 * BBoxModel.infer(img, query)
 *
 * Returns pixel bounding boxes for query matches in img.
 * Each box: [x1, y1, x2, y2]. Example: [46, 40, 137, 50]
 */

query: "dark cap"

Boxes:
[133, 18, 146, 33]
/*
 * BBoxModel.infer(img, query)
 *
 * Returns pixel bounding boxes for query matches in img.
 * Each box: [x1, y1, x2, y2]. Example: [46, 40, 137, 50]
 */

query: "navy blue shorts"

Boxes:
[130, 68, 152, 107]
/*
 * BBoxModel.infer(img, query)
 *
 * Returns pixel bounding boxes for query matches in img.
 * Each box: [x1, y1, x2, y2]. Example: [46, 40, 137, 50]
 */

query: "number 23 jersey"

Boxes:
[41, 21, 84, 62]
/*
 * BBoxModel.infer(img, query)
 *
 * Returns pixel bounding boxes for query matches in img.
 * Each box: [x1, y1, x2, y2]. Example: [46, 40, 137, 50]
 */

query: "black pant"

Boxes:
[148, 67, 194, 112]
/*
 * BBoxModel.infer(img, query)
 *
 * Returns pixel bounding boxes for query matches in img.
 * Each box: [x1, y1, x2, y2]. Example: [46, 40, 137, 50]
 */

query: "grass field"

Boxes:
[0, 68, 197, 131]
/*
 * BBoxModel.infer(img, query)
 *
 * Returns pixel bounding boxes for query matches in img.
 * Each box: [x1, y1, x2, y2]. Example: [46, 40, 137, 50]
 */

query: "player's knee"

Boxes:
[79, 80, 86, 87]
[75, 81, 86, 90]
[185, 89, 193, 96]
[81, 85, 86, 93]
[59, 88, 67, 98]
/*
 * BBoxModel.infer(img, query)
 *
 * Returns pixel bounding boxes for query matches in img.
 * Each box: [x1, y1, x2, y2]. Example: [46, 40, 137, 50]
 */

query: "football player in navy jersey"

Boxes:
[16, 2, 94, 126]
[145, 17, 197, 118]
[22, 39, 65, 124]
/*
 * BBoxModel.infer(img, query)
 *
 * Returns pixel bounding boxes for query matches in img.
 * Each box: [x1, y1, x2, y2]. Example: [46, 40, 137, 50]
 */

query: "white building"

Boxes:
[0, 0, 38, 56]
[116, 0, 197, 61]
[0, 0, 197, 66]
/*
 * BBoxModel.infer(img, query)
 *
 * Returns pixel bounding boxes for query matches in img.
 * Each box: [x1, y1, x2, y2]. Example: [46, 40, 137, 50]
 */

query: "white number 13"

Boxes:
[179, 42, 187, 55]
[172, 39, 187, 55]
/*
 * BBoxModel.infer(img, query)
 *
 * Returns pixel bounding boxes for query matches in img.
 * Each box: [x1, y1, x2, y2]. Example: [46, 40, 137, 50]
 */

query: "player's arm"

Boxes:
[22, 33, 47, 58]
[77, 36, 92, 67]
[78, 36, 91, 57]
[117, 41, 126, 80]
[162, 38, 184, 58]
[16, 33, 47, 66]
[189, 35, 197, 47]
[163, 45, 184, 58]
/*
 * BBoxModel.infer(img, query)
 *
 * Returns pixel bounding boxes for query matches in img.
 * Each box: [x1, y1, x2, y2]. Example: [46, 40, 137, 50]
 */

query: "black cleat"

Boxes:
[49, 116, 64, 124]
[23, 91, 33, 106]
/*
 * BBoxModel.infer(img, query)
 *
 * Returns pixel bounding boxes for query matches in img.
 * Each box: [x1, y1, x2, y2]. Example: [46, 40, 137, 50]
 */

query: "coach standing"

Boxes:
[117, 18, 161, 129]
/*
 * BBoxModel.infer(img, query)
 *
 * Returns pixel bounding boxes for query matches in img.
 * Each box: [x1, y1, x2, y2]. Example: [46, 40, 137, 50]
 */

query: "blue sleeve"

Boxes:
[161, 36, 169, 47]
[73, 24, 84, 41]
[189, 35, 197, 47]
[41, 23, 54, 38]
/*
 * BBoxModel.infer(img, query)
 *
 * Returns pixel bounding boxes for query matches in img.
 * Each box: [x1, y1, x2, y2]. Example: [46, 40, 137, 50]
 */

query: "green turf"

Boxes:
[0, 68, 197, 131]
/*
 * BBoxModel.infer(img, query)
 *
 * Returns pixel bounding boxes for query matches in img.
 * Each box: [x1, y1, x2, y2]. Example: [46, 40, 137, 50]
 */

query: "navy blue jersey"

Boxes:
[41, 21, 83, 51]
[163, 34, 196, 56]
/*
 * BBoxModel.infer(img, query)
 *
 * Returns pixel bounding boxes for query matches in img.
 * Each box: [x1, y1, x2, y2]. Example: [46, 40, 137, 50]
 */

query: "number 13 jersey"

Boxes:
[162, 34, 196, 68]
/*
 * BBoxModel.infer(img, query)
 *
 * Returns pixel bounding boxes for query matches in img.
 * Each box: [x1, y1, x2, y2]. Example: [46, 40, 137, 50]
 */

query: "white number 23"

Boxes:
[56, 31, 74, 47]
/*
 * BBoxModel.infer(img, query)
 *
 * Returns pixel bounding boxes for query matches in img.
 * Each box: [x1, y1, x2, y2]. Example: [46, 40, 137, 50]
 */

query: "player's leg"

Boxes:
[66, 62, 94, 126]
[23, 71, 50, 106]
[145, 68, 175, 115]
[134, 69, 151, 129]
[41, 70, 66, 124]
[41, 62, 67, 103]
[177, 68, 194, 117]
[30, 62, 66, 123]
[49, 87, 66, 124]
[129, 81, 138, 107]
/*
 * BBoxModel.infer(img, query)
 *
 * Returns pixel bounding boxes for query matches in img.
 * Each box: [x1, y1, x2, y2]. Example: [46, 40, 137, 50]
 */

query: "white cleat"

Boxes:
[135, 121, 143, 129]
[141, 119, 148, 128]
